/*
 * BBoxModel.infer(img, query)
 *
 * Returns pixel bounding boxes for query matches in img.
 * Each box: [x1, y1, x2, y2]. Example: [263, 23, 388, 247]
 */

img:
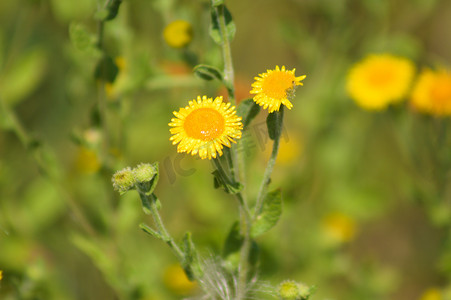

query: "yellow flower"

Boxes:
[411, 69, 451, 116]
[163, 264, 197, 295]
[322, 212, 356, 243]
[0, 270, 2, 281]
[163, 20, 193, 48]
[250, 65, 306, 113]
[169, 96, 243, 160]
[346, 54, 415, 110]
[420, 288, 442, 300]
[74, 147, 101, 174]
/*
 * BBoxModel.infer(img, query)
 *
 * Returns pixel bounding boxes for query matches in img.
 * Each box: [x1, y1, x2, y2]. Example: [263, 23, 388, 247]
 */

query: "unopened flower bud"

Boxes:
[112, 167, 135, 194]
[133, 162, 159, 194]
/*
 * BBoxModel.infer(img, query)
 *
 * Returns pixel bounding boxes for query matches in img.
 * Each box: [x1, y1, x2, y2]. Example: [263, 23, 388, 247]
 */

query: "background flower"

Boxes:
[346, 54, 415, 110]
[411, 69, 451, 116]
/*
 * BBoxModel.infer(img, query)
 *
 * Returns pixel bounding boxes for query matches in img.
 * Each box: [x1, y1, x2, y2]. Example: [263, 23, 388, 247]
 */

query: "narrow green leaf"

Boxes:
[139, 223, 164, 240]
[237, 99, 260, 129]
[266, 109, 283, 141]
[139, 193, 152, 215]
[251, 189, 282, 238]
[193, 64, 223, 81]
[209, 5, 236, 44]
[223, 221, 243, 258]
[94, 55, 119, 83]
[182, 232, 202, 280]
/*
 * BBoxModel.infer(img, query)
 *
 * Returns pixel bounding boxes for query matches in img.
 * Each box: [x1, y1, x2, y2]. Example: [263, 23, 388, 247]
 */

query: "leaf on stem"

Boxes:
[193, 64, 224, 81]
[94, 55, 119, 83]
[182, 232, 202, 280]
[251, 189, 282, 238]
[209, 5, 236, 44]
[96, 0, 122, 21]
[212, 170, 243, 194]
[222, 221, 243, 258]
[139, 223, 164, 240]
[237, 99, 260, 129]
[266, 109, 283, 141]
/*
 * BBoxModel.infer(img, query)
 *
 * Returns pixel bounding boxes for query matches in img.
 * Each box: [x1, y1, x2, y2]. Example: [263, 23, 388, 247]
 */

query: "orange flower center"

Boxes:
[366, 65, 394, 87]
[430, 76, 451, 105]
[262, 71, 295, 99]
[183, 108, 225, 141]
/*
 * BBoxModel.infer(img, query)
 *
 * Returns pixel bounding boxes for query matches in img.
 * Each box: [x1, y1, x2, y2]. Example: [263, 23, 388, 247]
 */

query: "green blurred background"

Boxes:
[1, 0, 451, 299]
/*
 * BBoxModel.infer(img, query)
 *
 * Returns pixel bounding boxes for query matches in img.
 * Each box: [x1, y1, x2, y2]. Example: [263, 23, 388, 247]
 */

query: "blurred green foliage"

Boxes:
[1, 0, 451, 299]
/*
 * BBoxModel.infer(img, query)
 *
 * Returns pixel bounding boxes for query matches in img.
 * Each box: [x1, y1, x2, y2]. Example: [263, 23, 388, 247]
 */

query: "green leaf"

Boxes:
[251, 189, 282, 238]
[223, 221, 243, 258]
[212, 170, 243, 194]
[139, 223, 164, 240]
[104, 0, 122, 21]
[182, 232, 202, 280]
[0, 48, 47, 106]
[209, 5, 236, 44]
[94, 55, 119, 83]
[266, 109, 284, 141]
[237, 99, 260, 129]
[193, 64, 223, 81]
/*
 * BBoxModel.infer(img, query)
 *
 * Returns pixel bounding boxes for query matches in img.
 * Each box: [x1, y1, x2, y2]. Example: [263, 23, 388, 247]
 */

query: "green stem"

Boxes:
[212, 158, 251, 299]
[143, 192, 184, 261]
[254, 107, 284, 217]
[214, 3, 235, 103]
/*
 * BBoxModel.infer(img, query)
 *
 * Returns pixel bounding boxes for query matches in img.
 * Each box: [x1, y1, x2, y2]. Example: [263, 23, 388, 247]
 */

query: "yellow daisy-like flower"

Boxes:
[163, 20, 193, 48]
[250, 65, 306, 113]
[411, 69, 451, 116]
[169, 96, 243, 160]
[346, 54, 415, 110]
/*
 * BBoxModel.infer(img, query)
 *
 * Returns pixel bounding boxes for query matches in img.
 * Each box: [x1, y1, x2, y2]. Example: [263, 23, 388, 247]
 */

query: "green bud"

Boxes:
[278, 280, 311, 300]
[112, 167, 135, 194]
[133, 162, 159, 194]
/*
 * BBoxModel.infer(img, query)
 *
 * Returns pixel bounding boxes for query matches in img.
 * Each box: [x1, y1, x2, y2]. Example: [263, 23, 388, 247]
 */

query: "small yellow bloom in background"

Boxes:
[250, 65, 306, 113]
[411, 69, 451, 116]
[420, 288, 442, 300]
[169, 96, 243, 160]
[163, 20, 193, 48]
[104, 56, 127, 100]
[0, 270, 3, 280]
[322, 212, 357, 244]
[163, 264, 197, 295]
[74, 147, 101, 174]
[346, 54, 415, 110]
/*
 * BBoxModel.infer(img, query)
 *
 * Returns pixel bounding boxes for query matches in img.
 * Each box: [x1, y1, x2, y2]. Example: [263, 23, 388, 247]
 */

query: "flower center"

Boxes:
[367, 65, 394, 87]
[430, 76, 451, 104]
[262, 71, 295, 99]
[183, 108, 225, 141]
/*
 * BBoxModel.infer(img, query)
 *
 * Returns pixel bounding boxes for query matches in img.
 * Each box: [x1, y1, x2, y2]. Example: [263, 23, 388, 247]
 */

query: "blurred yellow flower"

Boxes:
[322, 212, 356, 243]
[0, 270, 3, 280]
[163, 264, 197, 295]
[420, 288, 442, 300]
[411, 69, 451, 116]
[250, 65, 306, 113]
[169, 96, 242, 160]
[346, 54, 415, 110]
[163, 20, 193, 48]
[75, 147, 101, 174]
[264, 134, 303, 165]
